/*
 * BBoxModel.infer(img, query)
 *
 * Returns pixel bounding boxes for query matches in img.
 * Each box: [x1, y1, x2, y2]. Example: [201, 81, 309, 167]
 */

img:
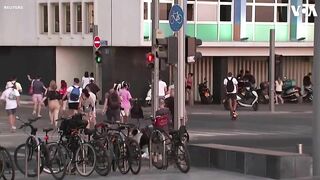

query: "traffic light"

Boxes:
[186, 36, 202, 63]
[146, 52, 155, 68]
[95, 50, 102, 64]
[156, 36, 178, 65]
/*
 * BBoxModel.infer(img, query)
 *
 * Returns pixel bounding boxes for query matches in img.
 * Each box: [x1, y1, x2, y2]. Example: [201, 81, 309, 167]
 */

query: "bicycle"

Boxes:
[13, 116, 65, 180]
[0, 145, 15, 180]
[148, 116, 190, 173]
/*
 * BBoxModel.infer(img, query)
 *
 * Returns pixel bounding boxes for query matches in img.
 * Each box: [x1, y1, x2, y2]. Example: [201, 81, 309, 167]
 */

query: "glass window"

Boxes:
[309, 0, 315, 4]
[246, 6, 252, 22]
[144, 2, 148, 20]
[54, 4, 59, 33]
[277, 6, 287, 22]
[160, 3, 171, 20]
[220, 5, 231, 21]
[197, 0, 218, 1]
[308, 14, 315, 22]
[197, 4, 217, 21]
[76, 4, 82, 33]
[220, 0, 232, 2]
[187, 4, 194, 21]
[86, 3, 94, 33]
[64, 4, 70, 33]
[277, 0, 288, 3]
[255, 6, 274, 22]
[255, 0, 274, 3]
[42, 5, 48, 33]
[247, 0, 253, 2]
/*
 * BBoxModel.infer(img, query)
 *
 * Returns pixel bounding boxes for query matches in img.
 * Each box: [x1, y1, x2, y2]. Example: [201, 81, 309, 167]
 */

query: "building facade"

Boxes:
[0, 0, 315, 102]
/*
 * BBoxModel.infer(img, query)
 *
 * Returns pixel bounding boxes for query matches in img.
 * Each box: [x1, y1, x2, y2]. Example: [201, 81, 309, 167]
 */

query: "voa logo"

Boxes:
[291, 5, 318, 17]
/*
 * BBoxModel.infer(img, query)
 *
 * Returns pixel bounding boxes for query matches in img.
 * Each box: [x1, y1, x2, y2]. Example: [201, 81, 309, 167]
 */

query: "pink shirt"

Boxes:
[119, 89, 132, 110]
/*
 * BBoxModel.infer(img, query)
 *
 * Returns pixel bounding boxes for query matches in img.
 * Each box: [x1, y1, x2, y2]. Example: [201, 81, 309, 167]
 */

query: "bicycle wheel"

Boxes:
[127, 138, 141, 175]
[14, 139, 44, 177]
[175, 143, 190, 173]
[150, 130, 165, 169]
[116, 139, 130, 174]
[0, 146, 15, 180]
[94, 142, 112, 176]
[46, 143, 69, 180]
[75, 143, 96, 177]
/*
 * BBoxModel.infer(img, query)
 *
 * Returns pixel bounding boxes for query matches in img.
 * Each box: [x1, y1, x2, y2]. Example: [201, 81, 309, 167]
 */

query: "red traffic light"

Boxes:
[146, 53, 155, 63]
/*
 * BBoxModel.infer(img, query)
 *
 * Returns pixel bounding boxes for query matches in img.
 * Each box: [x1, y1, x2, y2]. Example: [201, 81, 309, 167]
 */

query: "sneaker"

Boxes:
[141, 152, 149, 159]
[32, 111, 36, 116]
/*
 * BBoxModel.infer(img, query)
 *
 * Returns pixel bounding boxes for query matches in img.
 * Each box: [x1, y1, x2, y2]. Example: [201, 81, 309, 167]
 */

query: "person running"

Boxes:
[62, 78, 82, 115]
[58, 80, 68, 114]
[224, 72, 238, 120]
[102, 88, 121, 123]
[44, 80, 61, 127]
[0, 82, 20, 133]
[28, 75, 46, 117]
[81, 71, 91, 89]
[275, 77, 284, 104]
[118, 82, 132, 123]
[79, 89, 96, 128]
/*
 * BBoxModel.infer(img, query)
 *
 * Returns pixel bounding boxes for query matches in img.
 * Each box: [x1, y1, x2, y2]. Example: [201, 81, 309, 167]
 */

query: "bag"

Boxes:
[154, 115, 169, 129]
[70, 86, 80, 101]
[28, 80, 34, 95]
[108, 92, 120, 109]
[226, 77, 234, 93]
[8, 89, 17, 100]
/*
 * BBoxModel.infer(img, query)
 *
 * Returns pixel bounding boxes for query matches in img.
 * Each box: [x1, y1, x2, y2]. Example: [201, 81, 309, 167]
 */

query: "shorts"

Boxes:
[276, 91, 282, 95]
[6, 109, 16, 116]
[32, 94, 43, 103]
[226, 93, 237, 101]
[68, 103, 79, 110]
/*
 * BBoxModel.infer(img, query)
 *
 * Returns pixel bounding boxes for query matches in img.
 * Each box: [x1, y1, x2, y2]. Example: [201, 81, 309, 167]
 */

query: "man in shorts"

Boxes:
[62, 78, 82, 115]
[224, 72, 238, 120]
[1, 82, 20, 132]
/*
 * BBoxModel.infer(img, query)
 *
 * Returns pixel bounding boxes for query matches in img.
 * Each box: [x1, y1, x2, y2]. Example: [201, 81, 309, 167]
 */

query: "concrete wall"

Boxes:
[56, 47, 93, 87]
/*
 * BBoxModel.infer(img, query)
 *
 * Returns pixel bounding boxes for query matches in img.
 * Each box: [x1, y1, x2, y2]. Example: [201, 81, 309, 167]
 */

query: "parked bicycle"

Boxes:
[0, 145, 15, 180]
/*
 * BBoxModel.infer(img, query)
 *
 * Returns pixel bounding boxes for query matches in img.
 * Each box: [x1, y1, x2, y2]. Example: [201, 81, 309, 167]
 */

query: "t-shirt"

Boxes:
[1, 88, 20, 110]
[224, 77, 238, 94]
[33, 80, 45, 94]
[119, 89, 132, 110]
[46, 90, 61, 100]
[275, 80, 283, 92]
[67, 85, 82, 103]
[82, 77, 91, 89]
[82, 92, 96, 112]
[159, 80, 167, 97]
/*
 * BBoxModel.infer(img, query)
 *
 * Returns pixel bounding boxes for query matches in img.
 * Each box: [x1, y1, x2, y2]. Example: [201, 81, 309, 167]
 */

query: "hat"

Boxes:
[5, 81, 14, 89]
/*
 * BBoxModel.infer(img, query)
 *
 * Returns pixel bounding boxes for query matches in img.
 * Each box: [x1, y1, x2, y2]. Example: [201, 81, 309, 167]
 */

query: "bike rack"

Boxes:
[24, 135, 40, 180]
[149, 130, 166, 169]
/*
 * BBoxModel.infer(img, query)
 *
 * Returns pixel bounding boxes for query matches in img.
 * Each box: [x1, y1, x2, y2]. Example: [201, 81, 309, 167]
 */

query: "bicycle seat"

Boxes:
[84, 128, 95, 136]
[43, 128, 54, 133]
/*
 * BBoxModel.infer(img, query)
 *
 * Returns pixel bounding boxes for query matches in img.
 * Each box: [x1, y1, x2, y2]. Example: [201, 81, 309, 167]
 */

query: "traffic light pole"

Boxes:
[151, 0, 159, 117]
[93, 25, 102, 102]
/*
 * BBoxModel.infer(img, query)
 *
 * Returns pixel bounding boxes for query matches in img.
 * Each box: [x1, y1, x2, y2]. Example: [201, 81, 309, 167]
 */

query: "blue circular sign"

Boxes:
[169, 5, 184, 32]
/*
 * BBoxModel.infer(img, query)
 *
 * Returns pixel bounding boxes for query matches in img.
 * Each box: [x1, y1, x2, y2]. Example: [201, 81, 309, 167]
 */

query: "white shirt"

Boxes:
[275, 80, 283, 92]
[1, 88, 20, 110]
[224, 77, 238, 94]
[82, 77, 91, 89]
[159, 80, 167, 97]
[67, 85, 82, 103]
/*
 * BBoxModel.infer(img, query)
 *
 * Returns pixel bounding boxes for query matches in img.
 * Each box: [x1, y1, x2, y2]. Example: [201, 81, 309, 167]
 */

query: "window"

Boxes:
[197, 0, 217, 1]
[42, 4, 48, 33]
[144, 2, 148, 20]
[247, 0, 253, 2]
[220, 5, 231, 21]
[86, 3, 94, 33]
[255, 0, 274, 2]
[53, 4, 59, 33]
[64, 4, 70, 33]
[277, 0, 288, 3]
[76, 4, 82, 33]
[277, 6, 287, 22]
[187, 4, 194, 21]
[197, 4, 218, 21]
[246, 6, 252, 22]
[160, 3, 171, 20]
[255, 6, 274, 22]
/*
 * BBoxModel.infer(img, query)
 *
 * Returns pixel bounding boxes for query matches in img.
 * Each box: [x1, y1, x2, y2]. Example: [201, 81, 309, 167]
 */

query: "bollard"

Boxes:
[297, 144, 303, 154]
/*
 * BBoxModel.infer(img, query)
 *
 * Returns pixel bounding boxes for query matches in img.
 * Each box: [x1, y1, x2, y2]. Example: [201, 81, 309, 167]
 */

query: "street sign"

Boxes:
[93, 36, 101, 49]
[100, 40, 108, 47]
[169, 5, 184, 32]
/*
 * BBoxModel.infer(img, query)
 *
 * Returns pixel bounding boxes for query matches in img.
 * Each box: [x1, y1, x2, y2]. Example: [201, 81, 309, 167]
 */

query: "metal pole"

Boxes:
[151, 0, 159, 117]
[269, 29, 275, 113]
[175, 0, 186, 130]
[313, 0, 320, 175]
[93, 25, 102, 102]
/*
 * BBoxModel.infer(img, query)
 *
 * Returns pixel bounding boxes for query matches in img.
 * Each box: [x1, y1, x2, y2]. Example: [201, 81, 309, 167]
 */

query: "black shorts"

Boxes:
[68, 103, 79, 110]
[6, 109, 16, 116]
[226, 93, 237, 101]
[276, 91, 282, 95]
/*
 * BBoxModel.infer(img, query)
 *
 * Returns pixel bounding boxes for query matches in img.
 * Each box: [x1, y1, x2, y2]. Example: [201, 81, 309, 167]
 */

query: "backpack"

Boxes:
[226, 77, 235, 93]
[70, 86, 80, 101]
[108, 92, 120, 109]
[8, 88, 17, 100]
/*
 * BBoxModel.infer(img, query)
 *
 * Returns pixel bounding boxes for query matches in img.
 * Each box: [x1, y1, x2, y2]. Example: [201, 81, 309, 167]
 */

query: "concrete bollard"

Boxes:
[297, 144, 303, 154]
